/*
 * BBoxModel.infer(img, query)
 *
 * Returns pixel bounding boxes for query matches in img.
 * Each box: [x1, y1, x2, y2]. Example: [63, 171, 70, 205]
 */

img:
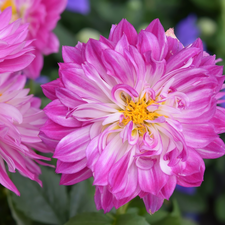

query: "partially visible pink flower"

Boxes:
[0, 7, 35, 73]
[0, 0, 67, 79]
[0, 73, 52, 195]
[41, 19, 225, 214]
[0, 8, 51, 195]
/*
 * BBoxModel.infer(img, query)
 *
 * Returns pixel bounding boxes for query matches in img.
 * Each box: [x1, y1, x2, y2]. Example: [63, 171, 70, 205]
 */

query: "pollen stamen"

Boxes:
[120, 95, 161, 135]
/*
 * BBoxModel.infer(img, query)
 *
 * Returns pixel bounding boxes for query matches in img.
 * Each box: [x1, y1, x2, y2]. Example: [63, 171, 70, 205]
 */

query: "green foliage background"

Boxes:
[1, 0, 225, 224]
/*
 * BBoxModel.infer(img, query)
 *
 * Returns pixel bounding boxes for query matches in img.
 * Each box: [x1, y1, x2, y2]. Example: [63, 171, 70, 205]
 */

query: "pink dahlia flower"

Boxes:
[0, 8, 51, 195]
[41, 19, 225, 213]
[0, 7, 34, 73]
[0, 0, 67, 79]
[0, 72, 52, 195]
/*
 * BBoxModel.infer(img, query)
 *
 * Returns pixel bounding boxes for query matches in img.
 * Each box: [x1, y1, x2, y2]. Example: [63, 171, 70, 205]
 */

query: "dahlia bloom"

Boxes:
[0, 7, 34, 73]
[0, 0, 67, 79]
[0, 72, 52, 195]
[41, 19, 225, 213]
[0, 7, 51, 195]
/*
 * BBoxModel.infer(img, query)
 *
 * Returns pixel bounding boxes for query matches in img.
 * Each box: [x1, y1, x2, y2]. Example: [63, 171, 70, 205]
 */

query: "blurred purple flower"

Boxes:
[176, 184, 196, 195]
[35, 76, 50, 84]
[175, 14, 200, 47]
[66, 0, 90, 14]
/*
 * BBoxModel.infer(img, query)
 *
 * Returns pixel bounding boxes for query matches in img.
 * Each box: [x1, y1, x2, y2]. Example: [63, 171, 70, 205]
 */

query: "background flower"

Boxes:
[175, 14, 200, 46]
[41, 18, 225, 214]
[66, 0, 90, 14]
[0, 7, 34, 73]
[0, 7, 52, 195]
[0, 0, 67, 79]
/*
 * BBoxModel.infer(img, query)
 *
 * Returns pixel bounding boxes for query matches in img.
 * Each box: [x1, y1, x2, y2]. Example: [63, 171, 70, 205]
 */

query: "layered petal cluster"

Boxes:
[0, 73, 52, 195]
[0, 8, 51, 195]
[0, 0, 67, 79]
[0, 8, 34, 73]
[41, 19, 225, 213]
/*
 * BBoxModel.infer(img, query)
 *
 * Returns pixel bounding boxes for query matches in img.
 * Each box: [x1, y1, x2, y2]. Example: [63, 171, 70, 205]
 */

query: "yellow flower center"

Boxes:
[0, 0, 27, 22]
[1, 0, 16, 13]
[121, 95, 161, 136]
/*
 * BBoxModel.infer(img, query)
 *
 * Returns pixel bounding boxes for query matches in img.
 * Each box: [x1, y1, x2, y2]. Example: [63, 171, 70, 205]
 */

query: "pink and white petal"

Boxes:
[72, 103, 117, 122]
[23, 49, 43, 79]
[60, 167, 92, 185]
[209, 107, 225, 133]
[62, 45, 84, 64]
[0, 157, 20, 195]
[166, 47, 201, 73]
[61, 69, 109, 103]
[145, 19, 168, 60]
[160, 175, 176, 200]
[54, 124, 91, 162]
[111, 84, 139, 108]
[44, 99, 82, 128]
[108, 149, 134, 194]
[142, 193, 164, 214]
[108, 19, 137, 46]
[39, 131, 59, 151]
[196, 138, 225, 159]
[56, 158, 87, 174]
[137, 30, 160, 61]
[102, 49, 135, 86]
[93, 134, 127, 186]
[114, 34, 130, 55]
[42, 78, 63, 101]
[41, 118, 75, 140]
[82, 62, 113, 100]
[86, 135, 101, 171]
[55, 87, 85, 109]
[176, 148, 205, 187]
[113, 159, 139, 199]
[0, 103, 22, 124]
[94, 186, 114, 213]
[85, 39, 116, 87]
[182, 123, 218, 148]
[138, 162, 169, 195]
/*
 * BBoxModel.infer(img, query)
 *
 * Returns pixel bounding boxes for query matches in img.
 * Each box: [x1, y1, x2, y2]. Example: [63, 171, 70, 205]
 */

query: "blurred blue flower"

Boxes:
[176, 184, 196, 195]
[66, 0, 90, 14]
[175, 14, 200, 47]
[35, 76, 50, 84]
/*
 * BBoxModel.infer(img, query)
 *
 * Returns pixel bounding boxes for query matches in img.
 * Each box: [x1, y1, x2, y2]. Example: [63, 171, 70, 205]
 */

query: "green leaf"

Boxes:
[145, 210, 169, 224]
[172, 191, 206, 213]
[10, 167, 68, 225]
[7, 191, 32, 225]
[69, 179, 97, 218]
[181, 218, 199, 225]
[145, 200, 181, 225]
[215, 193, 225, 222]
[115, 214, 150, 225]
[64, 212, 114, 225]
[189, 0, 219, 10]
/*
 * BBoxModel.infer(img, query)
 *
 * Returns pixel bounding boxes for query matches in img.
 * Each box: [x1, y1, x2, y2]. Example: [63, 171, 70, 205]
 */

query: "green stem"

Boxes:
[28, 79, 35, 95]
[116, 202, 129, 215]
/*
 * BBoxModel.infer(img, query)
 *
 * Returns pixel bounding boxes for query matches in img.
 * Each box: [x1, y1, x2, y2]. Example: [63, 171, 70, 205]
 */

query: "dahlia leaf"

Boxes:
[172, 191, 206, 213]
[215, 193, 225, 222]
[10, 167, 68, 225]
[115, 213, 150, 225]
[69, 179, 96, 218]
[7, 192, 32, 225]
[145, 200, 180, 225]
[64, 212, 114, 225]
